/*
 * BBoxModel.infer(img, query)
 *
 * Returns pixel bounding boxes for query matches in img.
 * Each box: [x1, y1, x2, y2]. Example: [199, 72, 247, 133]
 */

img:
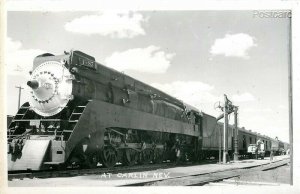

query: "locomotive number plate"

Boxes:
[71, 50, 96, 70]
[78, 57, 96, 69]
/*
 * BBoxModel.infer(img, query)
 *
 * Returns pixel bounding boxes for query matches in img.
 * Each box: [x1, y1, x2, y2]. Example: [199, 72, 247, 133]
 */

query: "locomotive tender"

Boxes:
[7, 50, 288, 171]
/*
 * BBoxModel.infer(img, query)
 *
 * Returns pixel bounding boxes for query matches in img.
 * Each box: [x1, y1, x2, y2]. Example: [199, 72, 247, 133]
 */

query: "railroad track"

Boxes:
[121, 158, 290, 186]
[8, 159, 219, 180]
[8, 163, 171, 180]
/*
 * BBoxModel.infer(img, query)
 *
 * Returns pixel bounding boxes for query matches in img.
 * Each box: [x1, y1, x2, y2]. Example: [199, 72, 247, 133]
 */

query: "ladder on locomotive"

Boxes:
[7, 105, 30, 140]
[62, 105, 87, 140]
[7, 102, 88, 141]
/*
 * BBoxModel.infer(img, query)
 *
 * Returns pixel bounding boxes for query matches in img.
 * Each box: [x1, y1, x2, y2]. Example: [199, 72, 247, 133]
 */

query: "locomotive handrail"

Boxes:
[14, 119, 66, 121]
[7, 130, 32, 140]
[108, 128, 126, 137]
[8, 133, 64, 140]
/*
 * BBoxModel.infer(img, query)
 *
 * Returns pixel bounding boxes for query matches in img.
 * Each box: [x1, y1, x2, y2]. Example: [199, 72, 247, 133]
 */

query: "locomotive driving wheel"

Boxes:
[101, 146, 117, 168]
[139, 148, 153, 164]
[87, 152, 99, 168]
[153, 148, 164, 163]
[123, 148, 139, 166]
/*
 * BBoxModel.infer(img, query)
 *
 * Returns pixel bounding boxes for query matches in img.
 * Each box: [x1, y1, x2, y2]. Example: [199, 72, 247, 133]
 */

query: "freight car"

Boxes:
[198, 115, 235, 160]
[7, 50, 288, 171]
[237, 128, 272, 158]
[270, 137, 287, 155]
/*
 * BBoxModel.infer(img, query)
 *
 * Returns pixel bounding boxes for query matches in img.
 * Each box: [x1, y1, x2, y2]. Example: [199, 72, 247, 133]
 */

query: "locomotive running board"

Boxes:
[8, 140, 50, 171]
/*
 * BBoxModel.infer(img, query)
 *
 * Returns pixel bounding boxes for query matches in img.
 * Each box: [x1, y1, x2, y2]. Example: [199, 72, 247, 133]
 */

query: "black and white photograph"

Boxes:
[1, 0, 300, 192]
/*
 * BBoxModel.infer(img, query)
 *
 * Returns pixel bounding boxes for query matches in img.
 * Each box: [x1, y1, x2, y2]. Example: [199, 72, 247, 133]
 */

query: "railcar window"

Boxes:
[243, 135, 246, 148]
[250, 137, 252, 144]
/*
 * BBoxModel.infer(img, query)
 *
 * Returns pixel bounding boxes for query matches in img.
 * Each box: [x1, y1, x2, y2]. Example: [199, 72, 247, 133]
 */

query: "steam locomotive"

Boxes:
[7, 50, 288, 171]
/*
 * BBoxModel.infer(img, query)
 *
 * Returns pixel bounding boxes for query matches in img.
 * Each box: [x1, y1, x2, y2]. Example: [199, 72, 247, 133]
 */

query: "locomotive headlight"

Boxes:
[28, 61, 73, 117]
[27, 80, 39, 90]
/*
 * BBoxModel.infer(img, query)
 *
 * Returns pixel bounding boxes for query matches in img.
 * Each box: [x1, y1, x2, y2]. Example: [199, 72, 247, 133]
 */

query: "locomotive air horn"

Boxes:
[27, 80, 39, 89]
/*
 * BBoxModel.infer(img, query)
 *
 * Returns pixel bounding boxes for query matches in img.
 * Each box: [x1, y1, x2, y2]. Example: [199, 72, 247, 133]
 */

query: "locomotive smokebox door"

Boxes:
[27, 60, 73, 117]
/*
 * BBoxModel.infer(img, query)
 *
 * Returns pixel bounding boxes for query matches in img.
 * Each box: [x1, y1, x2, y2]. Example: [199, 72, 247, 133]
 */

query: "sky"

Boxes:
[6, 10, 290, 142]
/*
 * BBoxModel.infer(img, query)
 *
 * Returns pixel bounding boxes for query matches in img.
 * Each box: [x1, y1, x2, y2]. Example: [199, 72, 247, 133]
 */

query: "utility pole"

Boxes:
[223, 94, 229, 163]
[288, 15, 293, 185]
[219, 127, 222, 164]
[234, 106, 239, 161]
[15, 85, 24, 110]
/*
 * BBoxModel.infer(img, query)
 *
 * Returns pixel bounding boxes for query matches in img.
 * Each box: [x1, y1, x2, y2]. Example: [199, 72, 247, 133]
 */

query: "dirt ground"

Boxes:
[8, 155, 290, 187]
[238, 164, 290, 184]
[207, 164, 291, 186]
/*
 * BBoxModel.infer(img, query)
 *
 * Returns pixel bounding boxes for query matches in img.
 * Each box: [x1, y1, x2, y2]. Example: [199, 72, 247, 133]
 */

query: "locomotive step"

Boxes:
[12, 119, 65, 122]
[63, 130, 73, 133]
[43, 162, 63, 165]
[19, 106, 30, 109]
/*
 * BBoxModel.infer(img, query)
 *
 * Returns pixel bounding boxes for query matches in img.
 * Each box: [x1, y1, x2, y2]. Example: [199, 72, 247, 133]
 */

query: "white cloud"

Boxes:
[65, 11, 146, 38]
[7, 1, 143, 11]
[242, 107, 272, 113]
[104, 45, 175, 73]
[6, 37, 45, 76]
[151, 81, 219, 113]
[278, 105, 288, 110]
[238, 111, 289, 142]
[210, 33, 257, 59]
[7, 37, 22, 51]
[232, 92, 256, 102]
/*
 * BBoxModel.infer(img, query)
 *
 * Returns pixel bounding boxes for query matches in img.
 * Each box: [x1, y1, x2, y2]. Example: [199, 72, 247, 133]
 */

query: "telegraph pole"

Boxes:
[223, 94, 229, 163]
[15, 86, 24, 110]
[288, 15, 293, 185]
[234, 106, 239, 161]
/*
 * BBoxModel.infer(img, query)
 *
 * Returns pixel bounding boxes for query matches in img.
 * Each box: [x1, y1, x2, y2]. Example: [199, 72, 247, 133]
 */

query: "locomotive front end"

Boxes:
[27, 60, 73, 117]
